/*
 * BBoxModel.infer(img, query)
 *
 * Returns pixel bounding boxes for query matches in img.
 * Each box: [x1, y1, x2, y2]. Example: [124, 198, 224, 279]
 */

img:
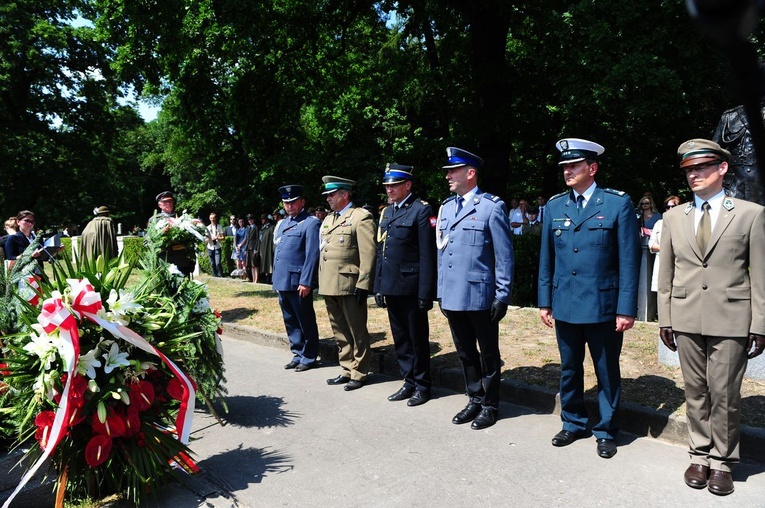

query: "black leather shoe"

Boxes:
[470, 408, 498, 430]
[596, 438, 617, 458]
[407, 390, 430, 407]
[684, 464, 709, 489]
[551, 430, 587, 447]
[388, 385, 415, 402]
[326, 375, 350, 385]
[707, 469, 734, 496]
[452, 402, 482, 425]
[294, 363, 313, 372]
[284, 361, 299, 370]
[343, 379, 365, 391]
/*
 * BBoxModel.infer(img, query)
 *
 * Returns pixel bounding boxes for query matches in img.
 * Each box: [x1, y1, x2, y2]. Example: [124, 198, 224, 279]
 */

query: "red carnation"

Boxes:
[34, 411, 56, 448]
[0, 363, 11, 376]
[129, 380, 155, 412]
[85, 435, 112, 467]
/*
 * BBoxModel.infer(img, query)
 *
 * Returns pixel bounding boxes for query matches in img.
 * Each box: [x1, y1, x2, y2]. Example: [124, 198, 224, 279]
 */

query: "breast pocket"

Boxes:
[554, 224, 571, 247]
[392, 219, 415, 239]
[460, 220, 487, 246]
[588, 219, 615, 247]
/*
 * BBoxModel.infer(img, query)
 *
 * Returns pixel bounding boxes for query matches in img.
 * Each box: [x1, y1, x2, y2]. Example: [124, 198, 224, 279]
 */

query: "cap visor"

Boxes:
[558, 157, 585, 165]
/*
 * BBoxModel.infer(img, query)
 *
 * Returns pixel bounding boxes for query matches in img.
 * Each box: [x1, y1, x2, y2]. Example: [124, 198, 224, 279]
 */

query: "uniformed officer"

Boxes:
[152, 191, 196, 277]
[658, 139, 765, 495]
[374, 163, 437, 406]
[538, 138, 640, 458]
[318, 176, 377, 391]
[437, 147, 514, 430]
[273, 185, 321, 372]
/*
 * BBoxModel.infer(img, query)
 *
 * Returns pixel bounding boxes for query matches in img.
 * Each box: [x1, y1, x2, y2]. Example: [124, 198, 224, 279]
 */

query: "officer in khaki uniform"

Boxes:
[659, 139, 765, 496]
[318, 176, 377, 391]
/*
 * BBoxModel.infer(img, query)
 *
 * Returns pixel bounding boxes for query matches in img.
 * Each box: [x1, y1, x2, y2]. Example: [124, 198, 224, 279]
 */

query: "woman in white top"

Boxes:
[648, 195, 680, 292]
[206, 212, 225, 277]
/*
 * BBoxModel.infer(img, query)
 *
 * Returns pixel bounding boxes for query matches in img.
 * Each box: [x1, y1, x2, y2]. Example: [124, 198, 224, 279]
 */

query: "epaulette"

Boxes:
[603, 188, 626, 197]
[547, 191, 568, 202]
[481, 192, 501, 203]
[441, 196, 457, 205]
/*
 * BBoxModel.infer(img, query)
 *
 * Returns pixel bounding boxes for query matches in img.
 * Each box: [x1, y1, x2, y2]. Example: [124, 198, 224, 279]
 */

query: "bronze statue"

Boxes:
[713, 102, 765, 206]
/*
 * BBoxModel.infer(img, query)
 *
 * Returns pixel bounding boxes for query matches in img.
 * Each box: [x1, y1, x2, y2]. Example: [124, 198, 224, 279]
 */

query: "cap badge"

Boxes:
[687, 140, 695, 149]
[561, 140, 569, 150]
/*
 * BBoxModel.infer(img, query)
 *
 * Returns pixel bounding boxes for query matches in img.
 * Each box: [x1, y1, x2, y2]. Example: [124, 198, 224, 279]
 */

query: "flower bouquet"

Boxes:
[0, 242, 226, 506]
[145, 212, 206, 254]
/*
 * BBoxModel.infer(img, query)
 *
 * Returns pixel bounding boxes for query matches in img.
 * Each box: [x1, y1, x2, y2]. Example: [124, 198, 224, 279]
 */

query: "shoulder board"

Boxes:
[480, 192, 501, 203]
[603, 188, 626, 196]
[441, 196, 457, 205]
[548, 191, 568, 202]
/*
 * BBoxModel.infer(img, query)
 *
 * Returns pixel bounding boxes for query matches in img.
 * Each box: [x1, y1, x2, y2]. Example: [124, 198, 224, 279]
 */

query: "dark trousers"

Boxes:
[208, 248, 223, 277]
[386, 295, 432, 392]
[444, 310, 500, 409]
[278, 291, 319, 365]
[555, 320, 623, 439]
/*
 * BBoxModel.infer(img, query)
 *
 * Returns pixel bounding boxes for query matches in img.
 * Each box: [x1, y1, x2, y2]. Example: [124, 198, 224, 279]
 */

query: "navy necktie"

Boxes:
[576, 195, 584, 216]
[456, 197, 464, 214]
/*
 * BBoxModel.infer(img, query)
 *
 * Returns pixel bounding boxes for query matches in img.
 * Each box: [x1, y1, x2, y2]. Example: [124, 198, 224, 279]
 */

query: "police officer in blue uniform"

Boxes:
[538, 138, 640, 458]
[437, 147, 514, 430]
[273, 185, 321, 371]
[374, 163, 437, 407]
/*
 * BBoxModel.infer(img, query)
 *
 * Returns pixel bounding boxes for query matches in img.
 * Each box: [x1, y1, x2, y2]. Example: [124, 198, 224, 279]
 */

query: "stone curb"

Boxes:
[223, 322, 765, 462]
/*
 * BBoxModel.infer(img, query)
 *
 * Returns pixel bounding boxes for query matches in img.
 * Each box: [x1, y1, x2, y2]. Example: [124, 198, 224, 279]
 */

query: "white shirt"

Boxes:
[573, 182, 597, 209]
[693, 190, 725, 234]
[457, 188, 478, 213]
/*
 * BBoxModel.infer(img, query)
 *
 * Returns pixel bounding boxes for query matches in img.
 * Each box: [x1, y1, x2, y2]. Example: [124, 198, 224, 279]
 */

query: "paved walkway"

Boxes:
[152, 336, 765, 508]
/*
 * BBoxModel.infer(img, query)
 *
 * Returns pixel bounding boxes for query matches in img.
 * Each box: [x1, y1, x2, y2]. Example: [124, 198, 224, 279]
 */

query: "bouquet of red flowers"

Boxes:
[0, 247, 225, 505]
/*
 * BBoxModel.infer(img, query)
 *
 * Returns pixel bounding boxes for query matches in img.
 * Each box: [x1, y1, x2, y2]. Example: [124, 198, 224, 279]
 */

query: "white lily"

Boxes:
[102, 342, 130, 374]
[23, 329, 57, 370]
[78, 348, 102, 379]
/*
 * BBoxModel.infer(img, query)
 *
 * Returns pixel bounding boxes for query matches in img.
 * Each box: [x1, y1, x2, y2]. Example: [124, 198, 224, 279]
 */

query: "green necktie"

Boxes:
[697, 201, 711, 254]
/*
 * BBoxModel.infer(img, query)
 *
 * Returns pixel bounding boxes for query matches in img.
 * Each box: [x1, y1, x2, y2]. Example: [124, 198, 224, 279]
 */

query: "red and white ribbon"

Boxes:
[2, 279, 195, 508]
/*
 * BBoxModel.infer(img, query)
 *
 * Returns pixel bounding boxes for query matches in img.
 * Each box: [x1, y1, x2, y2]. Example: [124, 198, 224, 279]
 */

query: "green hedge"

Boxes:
[511, 234, 541, 308]
[196, 237, 236, 275]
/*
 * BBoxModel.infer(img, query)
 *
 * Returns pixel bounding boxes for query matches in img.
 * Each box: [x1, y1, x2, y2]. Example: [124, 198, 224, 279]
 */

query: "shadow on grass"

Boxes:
[502, 363, 561, 391]
[213, 395, 299, 429]
[219, 307, 258, 321]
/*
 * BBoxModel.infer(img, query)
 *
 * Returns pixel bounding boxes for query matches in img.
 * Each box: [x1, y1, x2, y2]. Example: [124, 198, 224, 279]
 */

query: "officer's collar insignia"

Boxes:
[723, 198, 734, 211]
[684, 203, 693, 214]
[473, 197, 480, 204]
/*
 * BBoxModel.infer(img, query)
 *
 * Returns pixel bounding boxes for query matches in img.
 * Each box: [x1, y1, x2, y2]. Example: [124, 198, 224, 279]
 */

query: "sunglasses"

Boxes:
[640, 202, 650, 205]
[20, 219, 35, 224]
[666, 204, 677, 209]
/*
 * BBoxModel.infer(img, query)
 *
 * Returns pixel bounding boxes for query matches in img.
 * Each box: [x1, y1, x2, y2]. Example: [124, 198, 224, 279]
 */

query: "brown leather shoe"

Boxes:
[683, 464, 709, 489]
[707, 469, 734, 496]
